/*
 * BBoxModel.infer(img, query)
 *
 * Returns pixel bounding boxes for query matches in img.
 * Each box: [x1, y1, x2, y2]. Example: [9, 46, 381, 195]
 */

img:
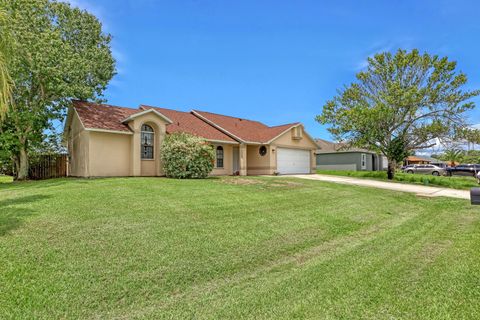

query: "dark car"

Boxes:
[446, 164, 480, 177]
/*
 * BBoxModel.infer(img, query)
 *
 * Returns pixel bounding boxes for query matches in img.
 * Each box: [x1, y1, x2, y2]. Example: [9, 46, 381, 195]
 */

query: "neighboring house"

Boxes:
[404, 155, 447, 168]
[64, 100, 318, 177]
[315, 138, 387, 171]
[404, 156, 431, 165]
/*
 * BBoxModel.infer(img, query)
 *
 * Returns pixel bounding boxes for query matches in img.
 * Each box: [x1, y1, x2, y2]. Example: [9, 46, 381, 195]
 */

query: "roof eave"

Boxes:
[205, 138, 239, 145]
[191, 110, 246, 143]
[85, 128, 134, 135]
[122, 108, 173, 124]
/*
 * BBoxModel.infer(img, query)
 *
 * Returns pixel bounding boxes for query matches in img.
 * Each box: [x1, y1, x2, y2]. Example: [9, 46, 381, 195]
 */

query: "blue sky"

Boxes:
[68, 0, 480, 140]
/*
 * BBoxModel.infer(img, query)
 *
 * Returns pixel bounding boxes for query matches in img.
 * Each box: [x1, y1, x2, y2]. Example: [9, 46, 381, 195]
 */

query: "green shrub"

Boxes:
[161, 132, 215, 179]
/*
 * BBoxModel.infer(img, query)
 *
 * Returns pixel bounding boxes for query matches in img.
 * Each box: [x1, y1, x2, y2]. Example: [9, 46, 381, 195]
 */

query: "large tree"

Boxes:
[317, 49, 479, 179]
[0, 0, 115, 180]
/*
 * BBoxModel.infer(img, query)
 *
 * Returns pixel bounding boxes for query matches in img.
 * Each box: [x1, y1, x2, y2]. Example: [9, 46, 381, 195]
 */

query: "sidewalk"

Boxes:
[290, 174, 470, 200]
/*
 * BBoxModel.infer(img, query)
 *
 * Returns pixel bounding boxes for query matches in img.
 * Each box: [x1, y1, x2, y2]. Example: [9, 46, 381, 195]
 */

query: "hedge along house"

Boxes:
[64, 100, 318, 177]
[315, 138, 388, 171]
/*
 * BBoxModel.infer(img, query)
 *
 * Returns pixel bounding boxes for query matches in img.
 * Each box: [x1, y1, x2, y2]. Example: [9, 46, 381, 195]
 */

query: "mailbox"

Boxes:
[471, 188, 480, 205]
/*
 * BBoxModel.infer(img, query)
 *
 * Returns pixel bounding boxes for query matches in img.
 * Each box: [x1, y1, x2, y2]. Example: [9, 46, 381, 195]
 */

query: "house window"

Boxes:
[259, 146, 267, 156]
[141, 124, 154, 159]
[216, 146, 224, 168]
[361, 153, 367, 170]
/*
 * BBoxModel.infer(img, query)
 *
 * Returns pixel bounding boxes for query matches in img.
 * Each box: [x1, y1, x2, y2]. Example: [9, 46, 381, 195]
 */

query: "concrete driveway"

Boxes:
[290, 174, 470, 200]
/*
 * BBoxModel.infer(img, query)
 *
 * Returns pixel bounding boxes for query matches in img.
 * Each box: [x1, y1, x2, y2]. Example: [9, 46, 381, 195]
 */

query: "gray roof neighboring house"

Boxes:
[315, 138, 377, 154]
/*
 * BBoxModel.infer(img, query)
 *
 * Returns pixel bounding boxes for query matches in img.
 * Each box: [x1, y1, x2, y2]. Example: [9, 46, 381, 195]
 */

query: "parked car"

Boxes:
[446, 164, 480, 177]
[402, 164, 445, 176]
[430, 161, 448, 169]
[476, 171, 480, 184]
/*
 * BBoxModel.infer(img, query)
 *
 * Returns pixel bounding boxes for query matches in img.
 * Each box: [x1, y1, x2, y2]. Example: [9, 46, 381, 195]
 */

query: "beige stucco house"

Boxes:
[65, 100, 318, 177]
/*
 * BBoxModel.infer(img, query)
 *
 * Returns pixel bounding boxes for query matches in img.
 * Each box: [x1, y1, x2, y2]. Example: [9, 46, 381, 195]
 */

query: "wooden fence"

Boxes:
[28, 154, 68, 180]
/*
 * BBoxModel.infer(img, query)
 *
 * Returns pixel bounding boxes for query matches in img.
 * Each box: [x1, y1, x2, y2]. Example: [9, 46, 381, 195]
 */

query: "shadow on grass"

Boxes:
[0, 178, 72, 191]
[0, 194, 50, 236]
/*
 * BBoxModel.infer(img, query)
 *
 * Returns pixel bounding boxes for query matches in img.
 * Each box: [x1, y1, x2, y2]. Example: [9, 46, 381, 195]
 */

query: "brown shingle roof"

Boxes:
[140, 105, 236, 142]
[72, 100, 300, 144]
[73, 100, 136, 132]
[193, 110, 299, 143]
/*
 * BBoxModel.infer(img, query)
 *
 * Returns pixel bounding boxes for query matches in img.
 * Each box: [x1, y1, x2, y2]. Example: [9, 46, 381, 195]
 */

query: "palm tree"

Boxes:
[443, 149, 464, 167]
[0, 8, 13, 121]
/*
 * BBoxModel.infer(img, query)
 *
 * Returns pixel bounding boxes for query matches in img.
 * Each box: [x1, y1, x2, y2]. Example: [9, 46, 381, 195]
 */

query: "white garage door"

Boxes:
[277, 148, 310, 174]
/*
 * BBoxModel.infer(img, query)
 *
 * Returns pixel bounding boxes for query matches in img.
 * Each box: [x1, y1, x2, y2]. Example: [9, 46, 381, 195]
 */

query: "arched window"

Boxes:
[216, 146, 224, 168]
[141, 124, 154, 159]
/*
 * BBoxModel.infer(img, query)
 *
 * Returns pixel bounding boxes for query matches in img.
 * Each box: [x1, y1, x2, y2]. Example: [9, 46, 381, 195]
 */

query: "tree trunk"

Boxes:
[387, 159, 396, 180]
[16, 147, 28, 180]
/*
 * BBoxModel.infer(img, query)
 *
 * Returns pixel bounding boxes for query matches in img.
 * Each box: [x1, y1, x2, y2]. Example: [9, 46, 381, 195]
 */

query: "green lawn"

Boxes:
[0, 177, 479, 319]
[317, 169, 479, 190]
[0, 175, 13, 184]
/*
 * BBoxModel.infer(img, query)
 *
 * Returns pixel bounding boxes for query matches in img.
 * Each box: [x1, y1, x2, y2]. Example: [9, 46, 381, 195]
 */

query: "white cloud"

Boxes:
[354, 59, 370, 71]
[354, 38, 415, 71]
[354, 44, 392, 71]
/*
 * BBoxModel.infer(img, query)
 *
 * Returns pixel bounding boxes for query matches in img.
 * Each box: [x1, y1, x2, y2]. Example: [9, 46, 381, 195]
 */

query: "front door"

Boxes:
[232, 147, 240, 175]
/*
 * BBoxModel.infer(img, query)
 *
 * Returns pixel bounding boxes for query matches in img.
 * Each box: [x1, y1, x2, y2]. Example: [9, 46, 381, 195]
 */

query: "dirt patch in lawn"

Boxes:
[221, 178, 264, 186]
[269, 181, 304, 188]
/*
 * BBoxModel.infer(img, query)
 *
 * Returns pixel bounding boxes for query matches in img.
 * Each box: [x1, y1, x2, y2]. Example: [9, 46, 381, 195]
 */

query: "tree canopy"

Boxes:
[0, 0, 115, 179]
[317, 49, 479, 178]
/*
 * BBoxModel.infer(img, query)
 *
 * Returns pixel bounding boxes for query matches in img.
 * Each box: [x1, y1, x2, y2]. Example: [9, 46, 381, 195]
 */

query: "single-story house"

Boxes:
[404, 155, 447, 168]
[404, 155, 432, 165]
[64, 100, 318, 177]
[315, 138, 388, 171]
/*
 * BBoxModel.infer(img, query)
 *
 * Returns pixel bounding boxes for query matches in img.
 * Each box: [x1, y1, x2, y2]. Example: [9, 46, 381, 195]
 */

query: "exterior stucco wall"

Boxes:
[67, 113, 89, 177]
[88, 131, 132, 177]
[128, 113, 169, 177]
[140, 160, 156, 176]
[247, 145, 273, 175]
[211, 143, 234, 176]
[270, 126, 318, 173]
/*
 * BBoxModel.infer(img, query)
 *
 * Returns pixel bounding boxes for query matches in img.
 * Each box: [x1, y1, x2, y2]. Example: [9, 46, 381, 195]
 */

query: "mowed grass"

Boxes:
[0, 177, 479, 319]
[317, 169, 479, 190]
[0, 175, 13, 184]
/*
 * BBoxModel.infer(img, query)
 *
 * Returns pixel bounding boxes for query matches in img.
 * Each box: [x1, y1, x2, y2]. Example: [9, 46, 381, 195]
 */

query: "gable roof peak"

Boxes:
[122, 107, 173, 124]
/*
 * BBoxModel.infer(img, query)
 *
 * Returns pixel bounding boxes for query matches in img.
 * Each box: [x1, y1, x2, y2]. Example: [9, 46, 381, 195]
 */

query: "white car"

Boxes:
[477, 171, 480, 184]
